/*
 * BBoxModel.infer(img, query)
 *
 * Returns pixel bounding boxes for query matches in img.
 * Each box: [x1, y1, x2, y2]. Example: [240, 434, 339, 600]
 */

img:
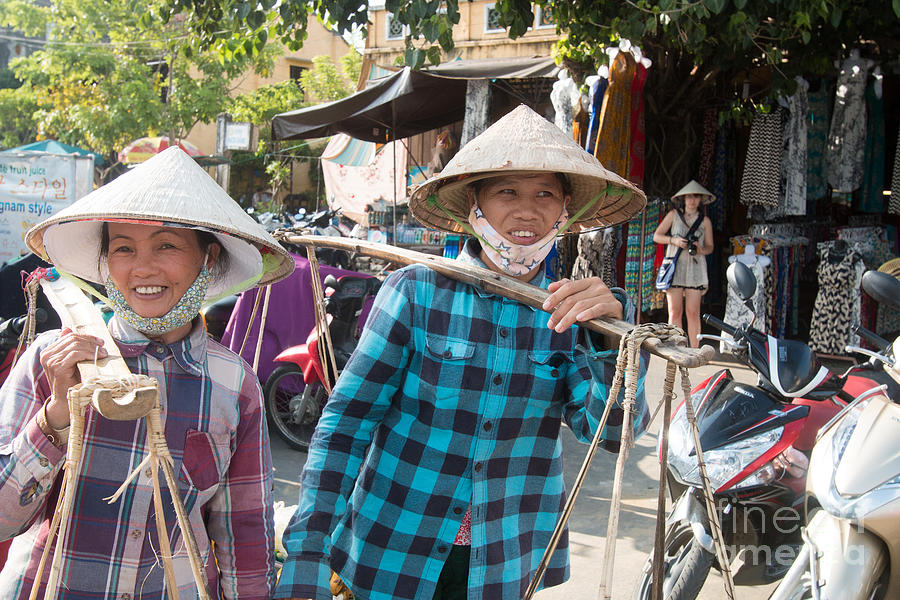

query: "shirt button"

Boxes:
[499, 327, 508, 338]
[551, 368, 559, 377]
[438, 546, 448, 554]
[145, 468, 153, 478]
[483, 421, 492, 431]
[130, 529, 142, 539]
[454, 506, 463, 515]
[492, 375, 502, 385]
[474, 462, 483, 472]
[39, 457, 49, 468]
[443, 350, 452, 358]
[121, 594, 132, 600]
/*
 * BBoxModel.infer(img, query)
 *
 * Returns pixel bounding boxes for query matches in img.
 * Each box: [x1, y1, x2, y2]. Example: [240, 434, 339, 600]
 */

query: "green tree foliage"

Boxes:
[0, 0, 276, 163]
[229, 51, 361, 206]
[0, 86, 39, 148]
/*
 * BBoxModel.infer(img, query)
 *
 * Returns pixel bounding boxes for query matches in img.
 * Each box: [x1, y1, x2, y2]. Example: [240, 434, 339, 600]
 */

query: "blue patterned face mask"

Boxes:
[105, 264, 212, 337]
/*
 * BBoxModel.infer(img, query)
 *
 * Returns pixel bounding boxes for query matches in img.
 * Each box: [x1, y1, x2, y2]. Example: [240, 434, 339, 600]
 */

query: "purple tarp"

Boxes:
[221, 253, 372, 384]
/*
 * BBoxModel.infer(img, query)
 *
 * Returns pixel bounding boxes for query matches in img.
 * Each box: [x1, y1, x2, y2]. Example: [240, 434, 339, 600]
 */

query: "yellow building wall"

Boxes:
[186, 16, 350, 201]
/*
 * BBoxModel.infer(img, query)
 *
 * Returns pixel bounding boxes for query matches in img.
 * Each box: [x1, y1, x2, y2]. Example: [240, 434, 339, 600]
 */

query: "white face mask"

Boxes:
[467, 203, 567, 277]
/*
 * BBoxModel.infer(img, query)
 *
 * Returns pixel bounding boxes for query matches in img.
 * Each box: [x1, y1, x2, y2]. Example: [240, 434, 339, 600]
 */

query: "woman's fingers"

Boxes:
[40, 331, 108, 397]
[543, 277, 622, 332]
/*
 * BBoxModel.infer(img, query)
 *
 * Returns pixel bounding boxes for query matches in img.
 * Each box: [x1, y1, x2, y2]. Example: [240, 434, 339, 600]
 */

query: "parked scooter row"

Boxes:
[634, 262, 900, 600]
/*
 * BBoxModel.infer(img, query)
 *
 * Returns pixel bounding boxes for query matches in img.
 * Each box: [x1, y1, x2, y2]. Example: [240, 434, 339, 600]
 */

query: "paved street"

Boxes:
[270, 351, 779, 599]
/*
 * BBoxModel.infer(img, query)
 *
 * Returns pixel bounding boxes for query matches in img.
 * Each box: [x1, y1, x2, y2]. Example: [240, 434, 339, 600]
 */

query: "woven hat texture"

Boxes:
[25, 147, 294, 298]
[409, 104, 646, 233]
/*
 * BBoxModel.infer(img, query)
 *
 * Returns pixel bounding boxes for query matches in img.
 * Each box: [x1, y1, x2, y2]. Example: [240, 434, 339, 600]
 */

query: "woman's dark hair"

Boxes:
[99, 222, 229, 281]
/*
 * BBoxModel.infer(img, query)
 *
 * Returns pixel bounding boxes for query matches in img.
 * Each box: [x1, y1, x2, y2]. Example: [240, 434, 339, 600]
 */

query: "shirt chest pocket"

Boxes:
[178, 429, 231, 495]
[419, 334, 476, 401]
[526, 350, 573, 404]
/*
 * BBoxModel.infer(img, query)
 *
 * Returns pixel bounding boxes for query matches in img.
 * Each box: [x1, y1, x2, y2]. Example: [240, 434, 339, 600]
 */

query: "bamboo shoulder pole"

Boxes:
[277, 234, 714, 368]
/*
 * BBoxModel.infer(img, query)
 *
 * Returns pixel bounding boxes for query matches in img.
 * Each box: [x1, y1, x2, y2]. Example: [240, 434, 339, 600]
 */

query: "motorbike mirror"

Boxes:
[323, 274, 339, 290]
[726, 261, 757, 302]
[862, 270, 900, 310]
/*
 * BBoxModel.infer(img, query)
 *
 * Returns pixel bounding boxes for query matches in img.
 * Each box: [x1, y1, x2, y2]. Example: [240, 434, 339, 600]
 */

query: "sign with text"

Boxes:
[225, 122, 253, 150]
[0, 152, 93, 265]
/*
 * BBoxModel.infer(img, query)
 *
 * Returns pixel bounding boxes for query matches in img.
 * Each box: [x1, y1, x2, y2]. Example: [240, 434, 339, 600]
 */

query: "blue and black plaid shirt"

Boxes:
[275, 241, 648, 600]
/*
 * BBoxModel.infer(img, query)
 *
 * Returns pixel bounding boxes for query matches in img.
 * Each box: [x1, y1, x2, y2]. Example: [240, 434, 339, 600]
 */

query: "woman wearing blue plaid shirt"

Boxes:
[276, 106, 649, 600]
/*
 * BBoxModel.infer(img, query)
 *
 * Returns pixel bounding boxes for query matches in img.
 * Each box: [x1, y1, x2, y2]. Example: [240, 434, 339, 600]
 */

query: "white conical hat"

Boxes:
[671, 180, 715, 204]
[25, 147, 294, 299]
[409, 104, 646, 233]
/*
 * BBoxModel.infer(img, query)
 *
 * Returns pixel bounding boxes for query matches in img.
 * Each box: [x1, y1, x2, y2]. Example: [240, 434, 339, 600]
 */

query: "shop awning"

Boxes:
[272, 57, 559, 143]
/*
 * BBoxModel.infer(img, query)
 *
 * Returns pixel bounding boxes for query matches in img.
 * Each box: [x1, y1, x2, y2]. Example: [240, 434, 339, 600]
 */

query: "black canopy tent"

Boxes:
[271, 56, 560, 143]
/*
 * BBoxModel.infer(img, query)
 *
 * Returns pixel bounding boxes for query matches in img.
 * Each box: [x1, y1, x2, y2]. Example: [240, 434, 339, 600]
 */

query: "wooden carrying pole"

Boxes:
[276, 235, 713, 368]
[32, 271, 211, 600]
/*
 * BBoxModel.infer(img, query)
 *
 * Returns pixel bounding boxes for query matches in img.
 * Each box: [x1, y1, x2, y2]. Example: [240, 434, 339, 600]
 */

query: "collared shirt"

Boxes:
[0, 316, 275, 599]
[275, 241, 648, 600]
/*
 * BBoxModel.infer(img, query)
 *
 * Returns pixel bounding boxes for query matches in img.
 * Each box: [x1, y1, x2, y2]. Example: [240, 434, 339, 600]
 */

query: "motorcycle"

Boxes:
[633, 262, 899, 600]
[263, 273, 381, 450]
[770, 270, 900, 600]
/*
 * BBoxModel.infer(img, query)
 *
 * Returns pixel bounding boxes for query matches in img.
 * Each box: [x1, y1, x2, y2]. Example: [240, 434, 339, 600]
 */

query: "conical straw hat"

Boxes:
[25, 147, 294, 300]
[409, 104, 646, 233]
[671, 180, 715, 204]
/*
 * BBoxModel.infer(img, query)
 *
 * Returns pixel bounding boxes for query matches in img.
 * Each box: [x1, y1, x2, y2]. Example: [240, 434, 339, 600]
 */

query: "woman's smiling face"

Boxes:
[471, 173, 568, 245]
[105, 223, 217, 318]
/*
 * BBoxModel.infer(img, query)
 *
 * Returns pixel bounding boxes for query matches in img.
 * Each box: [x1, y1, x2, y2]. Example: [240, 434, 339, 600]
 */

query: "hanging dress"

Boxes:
[859, 83, 885, 213]
[826, 55, 869, 193]
[806, 87, 831, 206]
[594, 50, 635, 177]
[740, 109, 784, 208]
[781, 76, 808, 216]
[809, 245, 866, 355]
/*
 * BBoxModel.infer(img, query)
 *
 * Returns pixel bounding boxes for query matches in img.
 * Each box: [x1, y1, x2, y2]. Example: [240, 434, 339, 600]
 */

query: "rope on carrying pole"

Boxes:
[252, 285, 273, 374]
[238, 285, 264, 357]
[306, 247, 339, 393]
[522, 323, 735, 600]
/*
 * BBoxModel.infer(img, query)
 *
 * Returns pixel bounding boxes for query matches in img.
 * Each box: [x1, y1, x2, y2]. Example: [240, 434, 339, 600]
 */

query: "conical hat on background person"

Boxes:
[671, 180, 715, 204]
[25, 147, 294, 300]
[409, 104, 646, 234]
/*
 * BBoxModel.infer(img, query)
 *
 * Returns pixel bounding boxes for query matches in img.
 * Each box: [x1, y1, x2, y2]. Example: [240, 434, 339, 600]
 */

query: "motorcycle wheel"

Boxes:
[633, 521, 715, 600]
[264, 364, 328, 451]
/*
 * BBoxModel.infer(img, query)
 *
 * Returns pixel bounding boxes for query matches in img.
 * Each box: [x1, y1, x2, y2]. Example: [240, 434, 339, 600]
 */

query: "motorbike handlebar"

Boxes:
[853, 325, 890, 353]
[702, 313, 738, 337]
[0, 309, 47, 348]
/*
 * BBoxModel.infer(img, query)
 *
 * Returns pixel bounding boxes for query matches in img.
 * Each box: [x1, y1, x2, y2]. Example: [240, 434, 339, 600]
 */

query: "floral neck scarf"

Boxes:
[467, 203, 567, 277]
[105, 265, 212, 337]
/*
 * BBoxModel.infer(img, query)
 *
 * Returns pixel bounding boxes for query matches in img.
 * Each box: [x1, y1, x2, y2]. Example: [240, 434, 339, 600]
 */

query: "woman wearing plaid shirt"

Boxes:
[0, 148, 294, 599]
[276, 106, 649, 600]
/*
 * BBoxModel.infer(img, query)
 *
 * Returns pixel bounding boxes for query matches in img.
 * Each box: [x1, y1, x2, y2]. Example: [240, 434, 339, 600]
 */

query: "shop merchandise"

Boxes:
[826, 52, 871, 193]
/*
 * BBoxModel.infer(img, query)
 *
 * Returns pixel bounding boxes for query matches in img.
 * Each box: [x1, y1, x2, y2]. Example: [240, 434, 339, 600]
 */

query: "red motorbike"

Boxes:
[634, 262, 900, 600]
[263, 274, 381, 450]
